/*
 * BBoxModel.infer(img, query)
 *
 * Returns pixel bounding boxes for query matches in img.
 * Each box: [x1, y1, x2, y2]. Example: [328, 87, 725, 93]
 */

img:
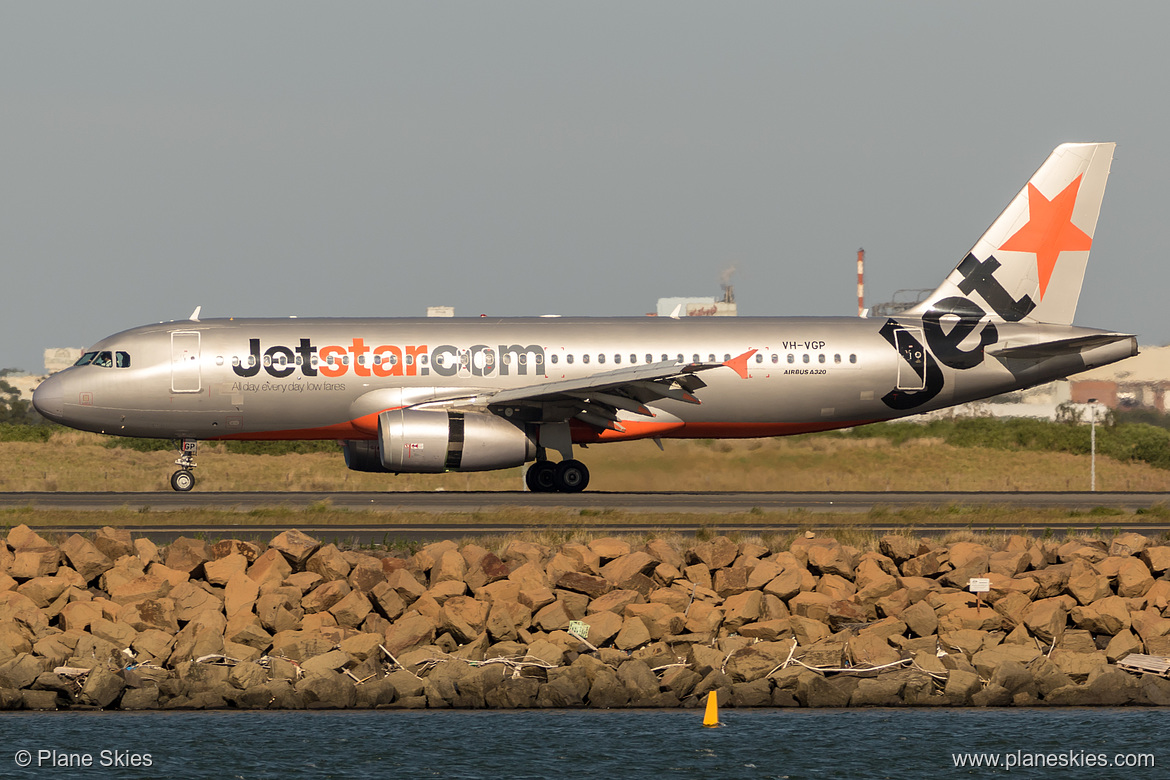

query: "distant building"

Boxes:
[1069, 345, 1170, 410]
[426, 306, 455, 317]
[655, 281, 737, 317]
[45, 347, 82, 374]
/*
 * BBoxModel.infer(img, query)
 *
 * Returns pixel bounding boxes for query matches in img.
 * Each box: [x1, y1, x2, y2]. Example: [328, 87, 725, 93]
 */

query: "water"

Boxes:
[0, 709, 1162, 779]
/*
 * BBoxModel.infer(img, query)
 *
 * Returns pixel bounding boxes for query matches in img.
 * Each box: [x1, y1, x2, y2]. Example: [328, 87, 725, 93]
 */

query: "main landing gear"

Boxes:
[525, 459, 590, 493]
[170, 438, 197, 492]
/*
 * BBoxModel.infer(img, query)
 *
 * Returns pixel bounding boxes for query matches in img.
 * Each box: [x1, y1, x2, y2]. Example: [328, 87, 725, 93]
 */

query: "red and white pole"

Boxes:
[857, 248, 865, 317]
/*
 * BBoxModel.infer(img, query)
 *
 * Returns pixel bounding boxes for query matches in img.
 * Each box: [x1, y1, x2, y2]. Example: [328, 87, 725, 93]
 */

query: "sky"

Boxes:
[3, 1, 1168, 374]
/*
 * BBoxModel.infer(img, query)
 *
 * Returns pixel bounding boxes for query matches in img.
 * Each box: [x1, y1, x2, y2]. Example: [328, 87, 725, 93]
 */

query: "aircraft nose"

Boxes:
[32, 374, 65, 421]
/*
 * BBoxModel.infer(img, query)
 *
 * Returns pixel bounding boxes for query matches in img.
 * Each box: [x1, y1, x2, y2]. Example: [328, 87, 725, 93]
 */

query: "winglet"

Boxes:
[189, 306, 202, 322]
[723, 349, 757, 379]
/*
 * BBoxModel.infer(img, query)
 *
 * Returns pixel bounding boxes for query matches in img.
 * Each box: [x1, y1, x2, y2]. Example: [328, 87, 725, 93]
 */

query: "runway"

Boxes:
[1, 489, 1168, 514]
[3, 491, 1170, 543]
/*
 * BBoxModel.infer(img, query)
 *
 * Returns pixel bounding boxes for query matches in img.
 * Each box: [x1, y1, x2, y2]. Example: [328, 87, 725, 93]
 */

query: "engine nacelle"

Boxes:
[376, 409, 535, 473]
[341, 439, 390, 473]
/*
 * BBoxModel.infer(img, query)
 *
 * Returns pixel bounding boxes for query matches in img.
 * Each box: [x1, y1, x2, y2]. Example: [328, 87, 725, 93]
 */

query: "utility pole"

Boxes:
[1089, 398, 1098, 492]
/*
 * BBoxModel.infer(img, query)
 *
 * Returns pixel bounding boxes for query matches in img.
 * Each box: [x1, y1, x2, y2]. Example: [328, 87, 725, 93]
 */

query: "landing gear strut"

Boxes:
[171, 438, 197, 492]
[525, 458, 589, 493]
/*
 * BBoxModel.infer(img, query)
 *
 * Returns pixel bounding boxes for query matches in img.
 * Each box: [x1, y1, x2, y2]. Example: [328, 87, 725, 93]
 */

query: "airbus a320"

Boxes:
[33, 143, 1134, 492]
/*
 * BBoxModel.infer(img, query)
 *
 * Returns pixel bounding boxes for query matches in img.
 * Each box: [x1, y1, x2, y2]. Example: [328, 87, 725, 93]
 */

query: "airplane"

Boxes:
[33, 142, 1135, 493]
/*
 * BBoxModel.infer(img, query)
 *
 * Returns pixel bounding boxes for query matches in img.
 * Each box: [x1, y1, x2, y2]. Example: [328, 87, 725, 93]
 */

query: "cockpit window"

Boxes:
[116, 351, 131, 368]
[93, 351, 114, 368]
[75, 351, 98, 366]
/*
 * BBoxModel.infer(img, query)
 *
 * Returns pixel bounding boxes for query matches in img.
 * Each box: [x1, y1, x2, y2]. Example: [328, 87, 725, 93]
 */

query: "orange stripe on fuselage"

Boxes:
[571, 419, 882, 443]
[207, 411, 385, 441]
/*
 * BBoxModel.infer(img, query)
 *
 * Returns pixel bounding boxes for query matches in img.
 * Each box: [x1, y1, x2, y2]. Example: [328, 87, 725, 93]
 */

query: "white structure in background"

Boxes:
[4, 348, 82, 404]
[426, 306, 455, 317]
[44, 348, 82, 374]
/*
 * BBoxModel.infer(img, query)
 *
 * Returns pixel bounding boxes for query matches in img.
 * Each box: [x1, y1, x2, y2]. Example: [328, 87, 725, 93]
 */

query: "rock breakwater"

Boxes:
[3, 525, 1170, 710]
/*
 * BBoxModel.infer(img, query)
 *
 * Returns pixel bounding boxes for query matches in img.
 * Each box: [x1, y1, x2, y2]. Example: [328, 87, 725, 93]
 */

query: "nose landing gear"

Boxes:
[170, 438, 197, 492]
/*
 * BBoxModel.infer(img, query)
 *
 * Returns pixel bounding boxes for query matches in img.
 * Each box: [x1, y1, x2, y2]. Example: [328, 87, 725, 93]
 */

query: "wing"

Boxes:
[429, 350, 757, 433]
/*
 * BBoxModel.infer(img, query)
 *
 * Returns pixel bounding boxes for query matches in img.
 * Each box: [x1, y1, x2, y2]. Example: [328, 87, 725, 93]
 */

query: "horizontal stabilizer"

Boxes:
[987, 333, 1135, 360]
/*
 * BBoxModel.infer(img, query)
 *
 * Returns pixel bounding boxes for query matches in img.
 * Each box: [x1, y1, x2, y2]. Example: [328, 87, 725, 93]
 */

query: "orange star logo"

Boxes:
[999, 174, 1092, 301]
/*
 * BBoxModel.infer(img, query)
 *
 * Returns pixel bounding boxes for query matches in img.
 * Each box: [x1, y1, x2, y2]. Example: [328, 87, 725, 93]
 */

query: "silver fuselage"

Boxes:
[33, 315, 1136, 444]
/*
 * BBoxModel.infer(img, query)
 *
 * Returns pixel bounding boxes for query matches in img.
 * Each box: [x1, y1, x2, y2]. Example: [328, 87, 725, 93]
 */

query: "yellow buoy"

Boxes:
[702, 691, 720, 728]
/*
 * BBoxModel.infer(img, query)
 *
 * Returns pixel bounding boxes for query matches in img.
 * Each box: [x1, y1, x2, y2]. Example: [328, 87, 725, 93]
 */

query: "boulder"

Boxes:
[383, 614, 436, 657]
[203, 553, 249, 587]
[270, 530, 322, 568]
[687, 537, 739, 570]
[1023, 597, 1068, 643]
[1116, 558, 1154, 598]
[81, 667, 126, 708]
[164, 537, 210, 576]
[306, 545, 351, 582]
[247, 549, 294, 587]
[60, 534, 114, 583]
[296, 671, 357, 709]
[93, 526, 135, 560]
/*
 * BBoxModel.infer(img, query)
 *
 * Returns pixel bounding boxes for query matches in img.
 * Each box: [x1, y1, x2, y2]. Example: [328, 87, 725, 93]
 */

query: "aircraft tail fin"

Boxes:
[906, 142, 1115, 326]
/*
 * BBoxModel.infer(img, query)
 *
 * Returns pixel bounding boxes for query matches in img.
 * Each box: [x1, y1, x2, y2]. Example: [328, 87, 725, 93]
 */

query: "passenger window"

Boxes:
[771, 354, 778, 364]
[310, 357, 318, 367]
[614, 354, 621, 364]
[834, 354, 841, 364]
[405, 354, 413, 365]
[419, 355, 427, 365]
[818, 354, 826, 364]
[342, 356, 349, 365]
[803, 354, 810, 364]
[295, 355, 303, 365]
[787, 354, 794, 364]
[550, 354, 559, 364]
[263, 355, 272, 367]
[692, 354, 700, 363]
[232, 357, 241, 368]
[723, 354, 730, 362]
[646, 354, 653, 363]
[631, 354, 637, 364]
[850, 354, 857, 364]
[708, 354, 716, 362]
[583, 354, 590, 364]
[677, 353, 684, 362]
[597, 354, 605, 364]
[567, 354, 574, 364]
[519, 354, 528, 365]
[116, 352, 131, 368]
[755, 354, 763, 364]
[74, 351, 98, 367]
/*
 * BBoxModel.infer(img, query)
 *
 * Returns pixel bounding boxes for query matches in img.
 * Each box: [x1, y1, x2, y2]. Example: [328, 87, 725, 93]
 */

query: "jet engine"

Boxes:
[342, 409, 535, 474]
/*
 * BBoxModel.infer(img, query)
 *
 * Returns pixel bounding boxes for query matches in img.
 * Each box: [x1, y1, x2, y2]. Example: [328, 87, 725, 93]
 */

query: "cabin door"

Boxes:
[894, 327, 927, 391]
[171, 331, 202, 393]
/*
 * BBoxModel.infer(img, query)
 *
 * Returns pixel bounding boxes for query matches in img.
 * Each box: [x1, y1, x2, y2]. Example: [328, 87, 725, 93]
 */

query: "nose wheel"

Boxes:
[170, 469, 195, 492]
[171, 438, 198, 492]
